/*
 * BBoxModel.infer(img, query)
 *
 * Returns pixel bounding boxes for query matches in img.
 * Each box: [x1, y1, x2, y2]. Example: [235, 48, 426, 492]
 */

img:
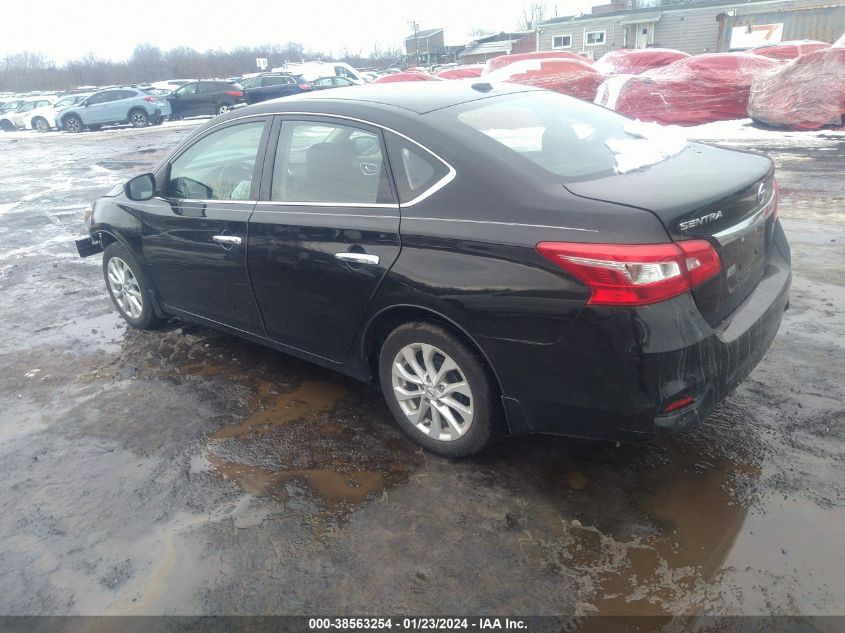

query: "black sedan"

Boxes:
[167, 80, 245, 118]
[75, 82, 790, 457]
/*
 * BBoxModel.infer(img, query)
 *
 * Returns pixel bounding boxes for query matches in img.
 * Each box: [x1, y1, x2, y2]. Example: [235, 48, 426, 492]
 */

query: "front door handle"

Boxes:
[335, 252, 379, 265]
[212, 235, 242, 246]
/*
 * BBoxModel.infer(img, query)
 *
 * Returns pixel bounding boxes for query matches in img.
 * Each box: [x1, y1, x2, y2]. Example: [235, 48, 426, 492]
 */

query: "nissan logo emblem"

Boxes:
[756, 183, 766, 205]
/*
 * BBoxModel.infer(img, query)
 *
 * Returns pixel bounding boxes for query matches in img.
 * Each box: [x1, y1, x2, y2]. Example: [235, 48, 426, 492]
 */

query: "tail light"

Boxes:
[226, 90, 243, 97]
[662, 394, 696, 413]
[536, 240, 721, 306]
[143, 96, 156, 102]
[300, 83, 312, 90]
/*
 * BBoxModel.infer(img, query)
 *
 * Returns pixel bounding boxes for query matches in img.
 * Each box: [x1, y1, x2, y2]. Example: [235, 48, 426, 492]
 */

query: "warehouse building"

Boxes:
[537, 0, 845, 58]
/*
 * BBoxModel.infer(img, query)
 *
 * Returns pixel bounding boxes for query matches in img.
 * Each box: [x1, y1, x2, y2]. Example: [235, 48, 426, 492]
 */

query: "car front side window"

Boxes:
[271, 121, 393, 205]
[166, 121, 266, 201]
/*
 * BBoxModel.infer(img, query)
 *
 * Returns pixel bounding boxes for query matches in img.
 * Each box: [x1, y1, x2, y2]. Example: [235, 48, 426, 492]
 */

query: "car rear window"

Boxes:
[455, 91, 686, 180]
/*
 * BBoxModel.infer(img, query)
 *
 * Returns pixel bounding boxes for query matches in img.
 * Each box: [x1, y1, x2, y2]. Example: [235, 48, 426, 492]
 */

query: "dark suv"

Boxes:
[241, 73, 312, 104]
[167, 80, 245, 118]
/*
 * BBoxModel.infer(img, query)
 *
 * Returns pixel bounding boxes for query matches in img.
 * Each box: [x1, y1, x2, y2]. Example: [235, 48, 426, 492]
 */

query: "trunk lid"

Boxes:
[565, 143, 777, 326]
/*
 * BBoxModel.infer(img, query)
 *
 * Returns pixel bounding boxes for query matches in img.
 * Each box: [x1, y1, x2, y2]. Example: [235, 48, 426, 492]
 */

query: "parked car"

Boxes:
[27, 93, 90, 132]
[167, 80, 245, 118]
[150, 79, 196, 93]
[274, 61, 367, 83]
[0, 100, 24, 115]
[0, 97, 55, 131]
[242, 74, 312, 104]
[310, 76, 356, 90]
[57, 88, 170, 132]
[75, 82, 790, 457]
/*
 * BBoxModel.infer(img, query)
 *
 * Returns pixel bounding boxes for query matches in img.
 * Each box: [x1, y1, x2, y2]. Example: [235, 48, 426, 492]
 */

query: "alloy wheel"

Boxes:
[391, 343, 474, 441]
[35, 118, 50, 133]
[65, 118, 81, 133]
[107, 257, 143, 319]
[131, 112, 147, 127]
[217, 104, 230, 115]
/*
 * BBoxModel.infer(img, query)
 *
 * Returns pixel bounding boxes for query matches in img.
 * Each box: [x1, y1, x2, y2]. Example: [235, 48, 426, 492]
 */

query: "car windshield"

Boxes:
[454, 91, 688, 180]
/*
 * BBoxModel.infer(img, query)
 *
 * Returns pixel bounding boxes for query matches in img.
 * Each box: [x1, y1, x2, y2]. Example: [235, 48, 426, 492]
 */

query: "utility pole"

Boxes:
[408, 20, 419, 67]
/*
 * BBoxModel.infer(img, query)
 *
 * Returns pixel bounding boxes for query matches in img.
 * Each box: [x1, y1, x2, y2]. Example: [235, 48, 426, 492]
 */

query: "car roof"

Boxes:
[239, 80, 539, 116]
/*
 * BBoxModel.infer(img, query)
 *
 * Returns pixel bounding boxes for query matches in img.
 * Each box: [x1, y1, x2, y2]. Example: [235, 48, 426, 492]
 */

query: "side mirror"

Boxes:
[125, 173, 156, 201]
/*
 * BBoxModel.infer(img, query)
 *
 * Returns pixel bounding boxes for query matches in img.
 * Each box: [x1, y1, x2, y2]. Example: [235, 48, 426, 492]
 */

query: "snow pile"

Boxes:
[606, 120, 688, 173]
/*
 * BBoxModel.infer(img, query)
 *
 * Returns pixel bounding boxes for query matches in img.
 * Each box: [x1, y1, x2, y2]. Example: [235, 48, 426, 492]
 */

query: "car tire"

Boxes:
[378, 321, 499, 457]
[32, 117, 50, 133]
[63, 115, 83, 133]
[0, 120, 14, 132]
[129, 109, 149, 128]
[151, 115, 164, 125]
[102, 242, 162, 330]
[216, 104, 231, 116]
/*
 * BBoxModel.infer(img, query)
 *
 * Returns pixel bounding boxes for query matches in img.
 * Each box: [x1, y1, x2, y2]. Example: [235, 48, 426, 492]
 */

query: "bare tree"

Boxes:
[0, 41, 409, 92]
[517, 2, 548, 31]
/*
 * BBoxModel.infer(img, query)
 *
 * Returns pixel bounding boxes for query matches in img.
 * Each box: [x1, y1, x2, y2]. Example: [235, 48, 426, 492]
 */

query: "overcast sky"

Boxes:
[0, 0, 595, 63]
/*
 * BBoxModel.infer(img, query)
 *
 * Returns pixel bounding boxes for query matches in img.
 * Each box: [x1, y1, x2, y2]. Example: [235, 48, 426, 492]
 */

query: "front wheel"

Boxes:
[102, 242, 162, 329]
[63, 115, 83, 133]
[129, 109, 149, 128]
[379, 322, 499, 457]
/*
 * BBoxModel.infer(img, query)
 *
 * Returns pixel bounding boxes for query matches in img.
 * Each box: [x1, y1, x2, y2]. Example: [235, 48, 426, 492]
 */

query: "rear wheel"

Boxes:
[129, 109, 149, 128]
[63, 115, 82, 133]
[32, 117, 50, 133]
[102, 242, 162, 330]
[378, 322, 498, 457]
[216, 103, 231, 116]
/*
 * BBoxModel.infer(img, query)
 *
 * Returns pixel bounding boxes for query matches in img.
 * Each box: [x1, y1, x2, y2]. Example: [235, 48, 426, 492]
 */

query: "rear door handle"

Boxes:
[212, 235, 242, 246]
[335, 252, 379, 265]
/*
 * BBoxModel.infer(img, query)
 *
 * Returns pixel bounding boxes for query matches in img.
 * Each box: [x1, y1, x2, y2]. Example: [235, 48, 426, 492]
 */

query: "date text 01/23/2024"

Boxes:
[308, 618, 528, 630]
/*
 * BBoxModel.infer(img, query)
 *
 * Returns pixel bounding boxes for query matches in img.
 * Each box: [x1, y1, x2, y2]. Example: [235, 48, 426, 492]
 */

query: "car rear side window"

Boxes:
[385, 133, 450, 204]
[166, 122, 265, 201]
[271, 121, 393, 205]
[264, 76, 293, 86]
[454, 91, 686, 180]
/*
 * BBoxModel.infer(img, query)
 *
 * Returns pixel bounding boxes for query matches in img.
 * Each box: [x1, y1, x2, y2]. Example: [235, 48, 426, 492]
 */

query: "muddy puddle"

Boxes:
[109, 323, 422, 534]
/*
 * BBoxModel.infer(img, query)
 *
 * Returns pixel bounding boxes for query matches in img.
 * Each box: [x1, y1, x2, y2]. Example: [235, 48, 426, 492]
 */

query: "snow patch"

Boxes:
[606, 120, 688, 174]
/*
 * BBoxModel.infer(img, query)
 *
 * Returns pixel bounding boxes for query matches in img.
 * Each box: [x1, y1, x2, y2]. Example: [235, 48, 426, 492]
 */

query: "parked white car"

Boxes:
[271, 61, 366, 84]
[27, 93, 92, 132]
[0, 97, 56, 131]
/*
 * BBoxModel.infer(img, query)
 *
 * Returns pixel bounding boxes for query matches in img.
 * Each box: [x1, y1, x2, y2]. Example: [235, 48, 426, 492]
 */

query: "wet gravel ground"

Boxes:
[0, 121, 843, 617]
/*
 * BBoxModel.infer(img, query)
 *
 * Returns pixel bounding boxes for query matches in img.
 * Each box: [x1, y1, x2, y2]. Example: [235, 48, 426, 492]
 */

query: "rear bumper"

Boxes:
[483, 222, 792, 441]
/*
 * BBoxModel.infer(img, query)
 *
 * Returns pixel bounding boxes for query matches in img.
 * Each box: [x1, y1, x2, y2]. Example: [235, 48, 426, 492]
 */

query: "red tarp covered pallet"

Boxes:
[436, 65, 484, 79]
[485, 58, 606, 101]
[372, 71, 442, 83]
[750, 40, 831, 61]
[593, 48, 690, 75]
[595, 53, 779, 125]
[748, 47, 845, 130]
[482, 51, 592, 74]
